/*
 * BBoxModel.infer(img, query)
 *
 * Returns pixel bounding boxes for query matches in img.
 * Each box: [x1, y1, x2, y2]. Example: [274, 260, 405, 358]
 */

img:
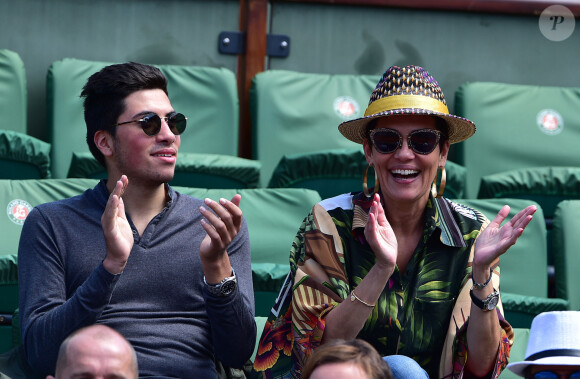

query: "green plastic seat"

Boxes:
[0, 178, 99, 354]
[250, 70, 377, 187]
[0, 130, 52, 179]
[267, 148, 368, 199]
[268, 148, 467, 199]
[455, 82, 580, 198]
[0, 50, 27, 134]
[453, 198, 568, 328]
[552, 200, 580, 311]
[477, 166, 580, 272]
[253, 317, 267, 361]
[68, 151, 262, 189]
[478, 167, 580, 220]
[48, 58, 240, 178]
[0, 178, 99, 257]
[0, 256, 17, 354]
[174, 187, 322, 316]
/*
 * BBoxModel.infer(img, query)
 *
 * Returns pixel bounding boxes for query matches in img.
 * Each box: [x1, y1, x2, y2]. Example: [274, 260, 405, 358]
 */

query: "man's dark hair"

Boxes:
[80, 62, 168, 167]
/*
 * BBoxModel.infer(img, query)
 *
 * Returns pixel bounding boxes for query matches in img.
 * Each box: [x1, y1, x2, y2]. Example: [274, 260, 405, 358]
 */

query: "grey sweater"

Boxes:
[18, 180, 256, 378]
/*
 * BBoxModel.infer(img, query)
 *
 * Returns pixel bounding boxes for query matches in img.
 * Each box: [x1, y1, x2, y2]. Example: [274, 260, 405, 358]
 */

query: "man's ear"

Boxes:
[94, 130, 114, 158]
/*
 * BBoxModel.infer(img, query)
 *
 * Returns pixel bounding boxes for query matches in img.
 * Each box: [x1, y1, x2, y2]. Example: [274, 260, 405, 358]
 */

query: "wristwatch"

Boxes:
[204, 269, 237, 297]
[470, 288, 500, 311]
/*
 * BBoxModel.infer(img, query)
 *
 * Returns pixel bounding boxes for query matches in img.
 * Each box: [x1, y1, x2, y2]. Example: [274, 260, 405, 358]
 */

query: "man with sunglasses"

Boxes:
[18, 62, 255, 377]
[507, 311, 580, 379]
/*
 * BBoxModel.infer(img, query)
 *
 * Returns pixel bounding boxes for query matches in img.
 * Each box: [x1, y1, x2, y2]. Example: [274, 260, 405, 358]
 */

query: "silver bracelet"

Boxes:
[472, 267, 493, 290]
[350, 290, 375, 308]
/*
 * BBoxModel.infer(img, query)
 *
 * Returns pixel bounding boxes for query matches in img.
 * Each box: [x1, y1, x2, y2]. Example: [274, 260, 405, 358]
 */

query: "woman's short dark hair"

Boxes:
[80, 62, 168, 167]
[301, 339, 393, 379]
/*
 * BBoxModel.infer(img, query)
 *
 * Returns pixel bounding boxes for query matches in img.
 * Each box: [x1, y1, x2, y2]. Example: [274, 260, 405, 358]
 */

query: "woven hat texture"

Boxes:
[338, 65, 475, 144]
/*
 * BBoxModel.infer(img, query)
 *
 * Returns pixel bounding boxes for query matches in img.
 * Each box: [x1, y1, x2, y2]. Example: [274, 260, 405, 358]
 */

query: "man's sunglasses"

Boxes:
[530, 371, 580, 379]
[114, 112, 187, 136]
[369, 128, 441, 155]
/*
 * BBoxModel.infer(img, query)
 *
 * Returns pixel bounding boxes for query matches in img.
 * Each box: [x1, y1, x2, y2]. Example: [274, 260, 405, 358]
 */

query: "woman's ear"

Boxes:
[363, 138, 374, 165]
[439, 139, 450, 167]
[94, 130, 114, 158]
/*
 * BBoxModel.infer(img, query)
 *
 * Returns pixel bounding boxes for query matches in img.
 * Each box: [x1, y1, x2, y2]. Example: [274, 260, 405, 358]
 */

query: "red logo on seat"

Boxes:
[537, 109, 564, 135]
[7, 199, 33, 226]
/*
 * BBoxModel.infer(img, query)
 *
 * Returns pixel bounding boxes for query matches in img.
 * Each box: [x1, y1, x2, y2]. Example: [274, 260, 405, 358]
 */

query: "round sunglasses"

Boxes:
[369, 128, 441, 155]
[114, 112, 187, 136]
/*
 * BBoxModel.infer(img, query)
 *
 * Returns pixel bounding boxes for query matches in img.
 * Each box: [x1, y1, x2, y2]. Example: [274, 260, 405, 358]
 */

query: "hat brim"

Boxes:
[338, 108, 476, 145]
[507, 356, 580, 377]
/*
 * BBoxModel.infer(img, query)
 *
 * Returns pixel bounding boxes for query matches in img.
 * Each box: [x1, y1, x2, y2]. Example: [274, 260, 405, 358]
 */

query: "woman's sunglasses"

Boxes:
[369, 128, 441, 155]
[114, 112, 187, 136]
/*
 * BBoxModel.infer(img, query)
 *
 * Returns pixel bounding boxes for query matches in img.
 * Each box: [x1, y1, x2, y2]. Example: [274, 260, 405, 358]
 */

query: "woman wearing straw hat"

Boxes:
[253, 66, 537, 379]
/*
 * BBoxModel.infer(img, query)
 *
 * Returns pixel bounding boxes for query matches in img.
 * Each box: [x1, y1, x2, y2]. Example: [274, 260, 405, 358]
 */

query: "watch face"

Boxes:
[220, 280, 237, 296]
[486, 293, 499, 310]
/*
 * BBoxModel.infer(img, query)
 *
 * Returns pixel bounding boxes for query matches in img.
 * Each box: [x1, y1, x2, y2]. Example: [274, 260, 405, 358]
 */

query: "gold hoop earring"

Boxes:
[363, 164, 380, 198]
[431, 166, 446, 198]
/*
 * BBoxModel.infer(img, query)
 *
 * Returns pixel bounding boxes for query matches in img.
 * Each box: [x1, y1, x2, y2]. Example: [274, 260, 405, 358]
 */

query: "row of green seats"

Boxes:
[4, 54, 580, 201]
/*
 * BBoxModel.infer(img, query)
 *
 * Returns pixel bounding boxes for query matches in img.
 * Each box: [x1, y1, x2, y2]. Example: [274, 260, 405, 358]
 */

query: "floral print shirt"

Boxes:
[253, 192, 514, 379]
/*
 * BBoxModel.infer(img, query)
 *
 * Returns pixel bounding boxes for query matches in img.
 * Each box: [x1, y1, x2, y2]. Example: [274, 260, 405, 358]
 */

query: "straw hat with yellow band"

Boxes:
[338, 65, 476, 144]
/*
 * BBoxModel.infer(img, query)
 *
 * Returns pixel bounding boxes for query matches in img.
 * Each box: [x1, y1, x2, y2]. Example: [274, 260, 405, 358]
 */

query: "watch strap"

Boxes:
[204, 268, 237, 296]
[470, 288, 499, 311]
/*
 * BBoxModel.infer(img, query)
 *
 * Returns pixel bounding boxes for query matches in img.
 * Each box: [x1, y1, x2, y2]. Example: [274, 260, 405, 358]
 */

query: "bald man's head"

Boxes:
[47, 324, 138, 379]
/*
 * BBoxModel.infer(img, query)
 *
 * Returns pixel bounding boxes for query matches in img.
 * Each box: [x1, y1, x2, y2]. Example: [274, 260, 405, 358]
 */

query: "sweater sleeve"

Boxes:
[203, 217, 256, 368]
[18, 207, 119, 375]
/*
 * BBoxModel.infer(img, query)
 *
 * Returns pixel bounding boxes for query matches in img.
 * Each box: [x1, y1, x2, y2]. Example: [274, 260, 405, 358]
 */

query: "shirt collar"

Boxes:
[97, 180, 174, 209]
[351, 192, 466, 248]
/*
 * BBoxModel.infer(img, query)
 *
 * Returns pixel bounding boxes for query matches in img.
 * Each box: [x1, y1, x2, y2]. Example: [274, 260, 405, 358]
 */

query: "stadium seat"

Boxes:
[478, 167, 580, 224]
[267, 148, 368, 199]
[268, 148, 467, 199]
[0, 178, 99, 353]
[250, 70, 377, 187]
[453, 198, 567, 328]
[253, 316, 267, 361]
[455, 82, 580, 198]
[47, 58, 241, 178]
[0, 49, 27, 134]
[174, 187, 322, 316]
[0, 130, 51, 179]
[68, 151, 262, 189]
[552, 200, 580, 311]
[0, 178, 99, 261]
[438, 161, 467, 199]
[477, 166, 580, 288]
[0, 255, 16, 355]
